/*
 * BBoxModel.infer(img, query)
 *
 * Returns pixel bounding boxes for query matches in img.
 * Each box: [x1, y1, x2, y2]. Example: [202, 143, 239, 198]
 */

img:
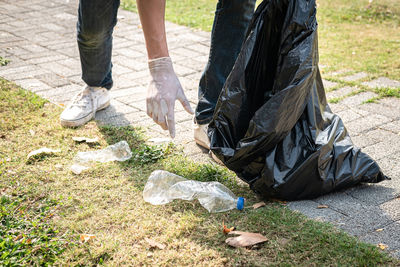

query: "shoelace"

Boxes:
[69, 87, 95, 116]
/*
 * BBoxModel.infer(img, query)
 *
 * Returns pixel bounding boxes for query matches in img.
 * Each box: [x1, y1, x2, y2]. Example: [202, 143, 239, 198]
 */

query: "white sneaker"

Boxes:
[194, 122, 210, 150]
[60, 86, 110, 127]
[193, 122, 224, 165]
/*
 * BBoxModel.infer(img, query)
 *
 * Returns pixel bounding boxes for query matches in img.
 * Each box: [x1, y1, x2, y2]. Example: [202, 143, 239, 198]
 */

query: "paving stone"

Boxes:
[174, 63, 196, 77]
[113, 75, 142, 89]
[380, 199, 400, 221]
[340, 91, 378, 106]
[362, 77, 400, 89]
[358, 102, 400, 120]
[375, 153, 400, 181]
[346, 182, 398, 206]
[361, 220, 400, 254]
[38, 61, 80, 77]
[380, 121, 400, 134]
[379, 97, 400, 107]
[362, 142, 400, 161]
[342, 72, 368, 82]
[338, 204, 395, 237]
[326, 86, 356, 100]
[288, 200, 347, 225]
[111, 86, 146, 99]
[186, 43, 210, 55]
[34, 73, 71, 88]
[314, 192, 369, 216]
[350, 134, 376, 148]
[4, 68, 48, 81]
[112, 64, 132, 76]
[115, 88, 147, 105]
[335, 108, 362, 123]
[365, 128, 400, 143]
[322, 79, 338, 90]
[345, 114, 390, 135]
[328, 103, 347, 113]
[14, 78, 51, 92]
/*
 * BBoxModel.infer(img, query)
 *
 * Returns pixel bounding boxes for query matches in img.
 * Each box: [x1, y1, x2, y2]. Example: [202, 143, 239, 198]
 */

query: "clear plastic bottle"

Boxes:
[143, 170, 244, 213]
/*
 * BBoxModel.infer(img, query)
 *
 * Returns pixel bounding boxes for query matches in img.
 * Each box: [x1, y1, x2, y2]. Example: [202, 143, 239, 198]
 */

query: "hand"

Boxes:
[146, 57, 194, 138]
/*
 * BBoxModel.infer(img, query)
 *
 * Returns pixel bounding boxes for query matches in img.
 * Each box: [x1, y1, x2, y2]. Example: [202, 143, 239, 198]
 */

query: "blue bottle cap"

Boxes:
[237, 197, 244, 211]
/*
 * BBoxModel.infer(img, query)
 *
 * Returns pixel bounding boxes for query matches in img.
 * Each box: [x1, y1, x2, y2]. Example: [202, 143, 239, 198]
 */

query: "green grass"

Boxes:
[121, 0, 400, 80]
[1, 78, 398, 265]
[0, 56, 10, 66]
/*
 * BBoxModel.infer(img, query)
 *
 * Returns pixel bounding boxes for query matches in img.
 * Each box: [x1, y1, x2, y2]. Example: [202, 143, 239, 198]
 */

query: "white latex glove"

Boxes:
[147, 57, 194, 138]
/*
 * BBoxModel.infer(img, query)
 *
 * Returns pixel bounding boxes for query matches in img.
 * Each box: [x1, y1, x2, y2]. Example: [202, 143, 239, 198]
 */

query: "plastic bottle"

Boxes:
[143, 170, 244, 213]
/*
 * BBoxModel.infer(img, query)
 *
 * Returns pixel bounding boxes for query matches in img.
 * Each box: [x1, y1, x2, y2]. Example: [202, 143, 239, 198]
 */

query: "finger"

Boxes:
[157, 112, 168, 130]
[166, 105, 176, 139]
[177, 90, 194, 114]
[146, 98, 153, 119]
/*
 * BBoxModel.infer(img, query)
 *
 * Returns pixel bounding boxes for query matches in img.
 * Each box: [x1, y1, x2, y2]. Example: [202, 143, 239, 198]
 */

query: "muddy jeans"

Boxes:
[195, 0, 256, 124]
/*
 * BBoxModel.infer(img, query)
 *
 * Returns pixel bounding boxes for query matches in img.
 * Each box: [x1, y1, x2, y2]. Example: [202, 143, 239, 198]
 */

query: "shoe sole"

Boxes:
[194, 138, 210, 150]
[210, 151, 224, 166]
[60, 100, 110, 127]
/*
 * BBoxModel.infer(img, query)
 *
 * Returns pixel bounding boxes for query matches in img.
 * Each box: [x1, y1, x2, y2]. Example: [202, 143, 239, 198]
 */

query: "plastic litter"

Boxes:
[143, 170, 244, 213]
[208, 0, 387, 200]
[27, 147, 60, 162]
[70, 140, 132, 174]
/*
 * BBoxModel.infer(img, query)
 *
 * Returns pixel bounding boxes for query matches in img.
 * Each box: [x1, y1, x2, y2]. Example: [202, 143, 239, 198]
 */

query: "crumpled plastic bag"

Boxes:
[70, 140, 132, 174]
[208, 0, 387, 200]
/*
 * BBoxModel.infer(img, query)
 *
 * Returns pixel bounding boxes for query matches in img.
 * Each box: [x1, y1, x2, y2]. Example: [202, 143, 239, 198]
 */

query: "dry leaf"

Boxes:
[145, 238, 166, 250]
[253, 201, 266, 209]
[375, 228, 384, 232]
[26, 238, 32, 244]
[377, 243, 388, 250]
[223, 221, 236, 234]
[14, 234, 23, 241]
[270, 198, 287, 204]
[80, 234, 96, 243]
[317, 205, 329, 209]
[72, 136, 99, 144]
[226, 231, 268, 248]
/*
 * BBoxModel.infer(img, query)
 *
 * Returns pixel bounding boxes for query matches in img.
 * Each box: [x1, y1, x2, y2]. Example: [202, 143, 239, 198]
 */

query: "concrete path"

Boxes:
[1, 0, 400, 258]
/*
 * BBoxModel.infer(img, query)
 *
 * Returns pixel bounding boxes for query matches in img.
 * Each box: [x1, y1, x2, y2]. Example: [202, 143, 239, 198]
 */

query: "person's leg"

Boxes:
[77, 0, 120, 89]
[195, 0, 256, 124]
[60, 0, 120, 127]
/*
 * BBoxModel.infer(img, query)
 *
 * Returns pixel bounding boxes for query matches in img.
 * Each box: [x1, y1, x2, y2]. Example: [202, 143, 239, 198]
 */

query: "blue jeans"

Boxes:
[195, 0, 256, 124]
[77, 0, 120, 89]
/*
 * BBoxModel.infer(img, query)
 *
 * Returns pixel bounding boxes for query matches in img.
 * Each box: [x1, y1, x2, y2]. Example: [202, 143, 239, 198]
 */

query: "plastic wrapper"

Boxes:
[208, 0, 387, 200]
[70, 140, 132, 174]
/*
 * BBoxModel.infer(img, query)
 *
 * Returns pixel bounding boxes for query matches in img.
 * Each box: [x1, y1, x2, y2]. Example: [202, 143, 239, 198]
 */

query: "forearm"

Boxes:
[136, 0, 169, 59]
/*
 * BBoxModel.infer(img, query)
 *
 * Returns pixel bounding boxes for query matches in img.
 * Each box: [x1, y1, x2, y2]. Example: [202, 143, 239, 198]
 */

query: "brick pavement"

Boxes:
[1, 0, 400, 258]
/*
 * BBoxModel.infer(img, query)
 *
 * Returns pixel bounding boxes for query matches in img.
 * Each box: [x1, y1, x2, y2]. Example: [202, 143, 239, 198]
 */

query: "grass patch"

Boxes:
[0, 195, 68, 266]
[0, 56, 10, 66]
[1, 78, 398, 265]
[121, 0, 400, 80]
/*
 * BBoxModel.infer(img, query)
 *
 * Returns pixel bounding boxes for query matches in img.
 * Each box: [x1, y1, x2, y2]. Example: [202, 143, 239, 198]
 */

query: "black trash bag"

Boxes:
[208, 0, 387, 201]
